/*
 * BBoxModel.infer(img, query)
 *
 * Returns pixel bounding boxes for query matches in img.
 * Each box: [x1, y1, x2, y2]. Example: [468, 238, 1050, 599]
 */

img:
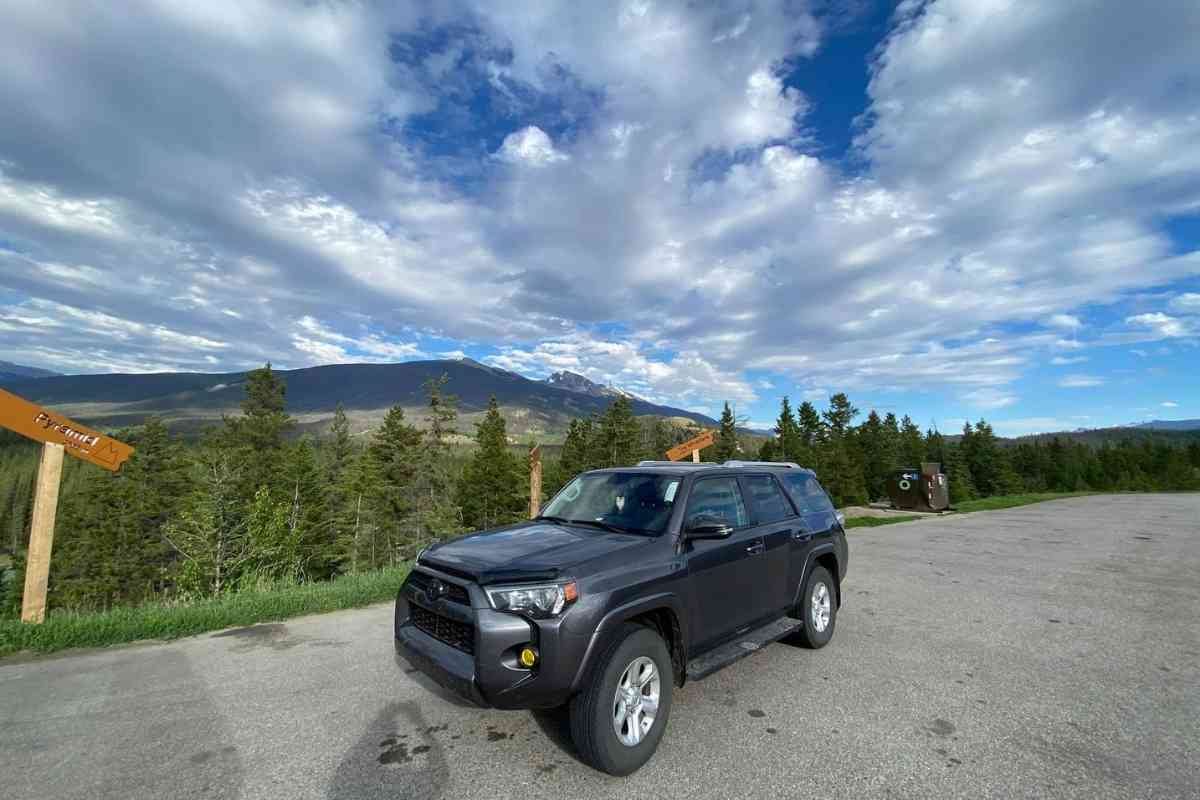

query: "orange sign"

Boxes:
[0, 389, 133, 471]
[666, 429, 715, 461]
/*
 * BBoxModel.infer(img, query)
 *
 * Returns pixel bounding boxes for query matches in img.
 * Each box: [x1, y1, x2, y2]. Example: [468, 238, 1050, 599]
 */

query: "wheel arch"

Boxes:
[570, 593, 687, 693]
[794, 543, 841, 611]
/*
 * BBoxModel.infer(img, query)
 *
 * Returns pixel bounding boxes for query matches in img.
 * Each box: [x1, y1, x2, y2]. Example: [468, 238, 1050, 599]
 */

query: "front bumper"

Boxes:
[393, 567, 587, 710]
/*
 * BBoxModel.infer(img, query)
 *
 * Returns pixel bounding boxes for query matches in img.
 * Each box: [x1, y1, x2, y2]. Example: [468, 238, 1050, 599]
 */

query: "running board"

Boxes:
[686, 616, 802, 680]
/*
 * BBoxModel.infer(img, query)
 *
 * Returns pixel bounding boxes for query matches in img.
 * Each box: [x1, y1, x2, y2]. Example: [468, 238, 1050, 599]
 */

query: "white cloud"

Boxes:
[1050, 355, 1088, 365]
[1169, 292, 1200, 311]
[291, 316, 425, 365]
[1161, 400, 1178, 408]
[960, 387, 1018, 410]
[1047, 313, 1083, 330]
[1125, 312, 1188, 338]
[496, 126, 568, 166]
[1059, 374, 1105, 388]
[485, 331, 755, 412]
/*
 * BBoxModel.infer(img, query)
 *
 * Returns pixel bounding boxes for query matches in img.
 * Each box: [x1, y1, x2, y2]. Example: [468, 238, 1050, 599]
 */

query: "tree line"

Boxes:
[749, 393, 1200, 506]
[0, 366, 537, 614]
[1, 370, 1197, 616]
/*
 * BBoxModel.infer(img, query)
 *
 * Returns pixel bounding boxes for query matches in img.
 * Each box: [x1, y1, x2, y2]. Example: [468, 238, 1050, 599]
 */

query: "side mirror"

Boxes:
[685, 514, 734, 539]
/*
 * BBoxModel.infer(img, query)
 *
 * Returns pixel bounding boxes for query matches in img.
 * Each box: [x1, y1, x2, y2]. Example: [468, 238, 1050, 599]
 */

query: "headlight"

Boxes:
[485, 581, 578, 619]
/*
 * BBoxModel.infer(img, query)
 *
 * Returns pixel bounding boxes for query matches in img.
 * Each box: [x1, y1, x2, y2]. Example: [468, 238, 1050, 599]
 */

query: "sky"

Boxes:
[0, 0, 1197, 436]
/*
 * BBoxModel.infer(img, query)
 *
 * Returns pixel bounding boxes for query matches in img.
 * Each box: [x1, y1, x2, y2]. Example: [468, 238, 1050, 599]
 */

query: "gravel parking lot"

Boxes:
[2, 494, 1197, 799]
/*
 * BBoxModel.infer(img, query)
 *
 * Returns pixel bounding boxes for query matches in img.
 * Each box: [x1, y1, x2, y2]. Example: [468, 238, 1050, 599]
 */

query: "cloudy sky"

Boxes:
[1, 0, 1197, 434]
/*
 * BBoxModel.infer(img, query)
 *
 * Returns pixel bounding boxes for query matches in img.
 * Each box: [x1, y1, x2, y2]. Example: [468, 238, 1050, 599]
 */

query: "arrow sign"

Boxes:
[666, 429, 715, 462]
[0, 388, 133, 472]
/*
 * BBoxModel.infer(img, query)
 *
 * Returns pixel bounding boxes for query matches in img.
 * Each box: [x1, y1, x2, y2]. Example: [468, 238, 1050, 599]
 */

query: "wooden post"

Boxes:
[22, 442, 64, 624]
[692, 449, 701, 463]
[529, 445, 542, 519]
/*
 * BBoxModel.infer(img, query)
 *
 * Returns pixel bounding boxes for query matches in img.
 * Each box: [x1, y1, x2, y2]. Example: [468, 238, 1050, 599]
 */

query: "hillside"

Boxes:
[0, 361, 59, 382]
[0, 358, 715, 440]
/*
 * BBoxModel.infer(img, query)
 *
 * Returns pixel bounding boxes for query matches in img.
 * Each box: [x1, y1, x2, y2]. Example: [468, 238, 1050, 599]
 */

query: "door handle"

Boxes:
[745, 542, 765, 555]
[792, 529, 813, 541]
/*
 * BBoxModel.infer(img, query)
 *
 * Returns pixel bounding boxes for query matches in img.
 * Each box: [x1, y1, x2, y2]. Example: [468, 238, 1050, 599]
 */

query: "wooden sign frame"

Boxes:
[0, 388, 135, 623]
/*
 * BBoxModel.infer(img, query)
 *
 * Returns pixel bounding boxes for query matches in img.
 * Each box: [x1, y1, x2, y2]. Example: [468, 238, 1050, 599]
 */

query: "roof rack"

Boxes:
[635, 460, 719, 467]
[721, 460, 804, 469]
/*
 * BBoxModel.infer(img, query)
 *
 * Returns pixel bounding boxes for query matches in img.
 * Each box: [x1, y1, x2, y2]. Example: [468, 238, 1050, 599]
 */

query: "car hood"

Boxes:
[418, 520, 650, 584]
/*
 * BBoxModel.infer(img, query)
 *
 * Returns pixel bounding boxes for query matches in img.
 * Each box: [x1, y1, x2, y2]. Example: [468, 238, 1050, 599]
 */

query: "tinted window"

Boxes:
[684, 477, 749, 529]
[781, 473, 835, 513]
[741, 475, 794, 524]
[542, 472, 680, 534]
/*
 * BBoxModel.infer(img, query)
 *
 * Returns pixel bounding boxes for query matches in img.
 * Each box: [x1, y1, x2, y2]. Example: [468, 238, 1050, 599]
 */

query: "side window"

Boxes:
[741, 475, 795, 524]
[684, 477, 749, 529]
[782, 473, 835, 513]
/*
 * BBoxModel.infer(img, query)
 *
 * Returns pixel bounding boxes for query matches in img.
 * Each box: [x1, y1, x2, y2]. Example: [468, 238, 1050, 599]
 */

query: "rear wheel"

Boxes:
[569, 624, 673, 775]
[797, 565, 836, 649]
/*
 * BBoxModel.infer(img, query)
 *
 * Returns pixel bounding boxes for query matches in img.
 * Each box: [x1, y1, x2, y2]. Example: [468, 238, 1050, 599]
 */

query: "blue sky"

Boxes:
[0, 0, 1197, 435]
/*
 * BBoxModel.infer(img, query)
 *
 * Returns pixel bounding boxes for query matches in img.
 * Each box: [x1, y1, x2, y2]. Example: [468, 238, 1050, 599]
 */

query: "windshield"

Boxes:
[541, 472, 680, 535]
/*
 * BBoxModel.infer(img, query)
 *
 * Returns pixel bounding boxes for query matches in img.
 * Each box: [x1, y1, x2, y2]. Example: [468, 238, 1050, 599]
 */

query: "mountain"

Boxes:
[543, 370, 637, 399]
[0, 360, 60, 382]
[1134, 419, 1200, 431]
[0, 358, 715, 440]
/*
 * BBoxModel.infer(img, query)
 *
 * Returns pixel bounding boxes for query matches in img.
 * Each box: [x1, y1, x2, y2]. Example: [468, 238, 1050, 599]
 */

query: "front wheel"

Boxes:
[569, 624, 673, 775]
[797, 565, 836, 649]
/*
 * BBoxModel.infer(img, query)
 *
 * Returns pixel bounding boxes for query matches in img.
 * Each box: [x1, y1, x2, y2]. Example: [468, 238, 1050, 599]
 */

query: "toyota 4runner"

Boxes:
[393, 460, 848, 775]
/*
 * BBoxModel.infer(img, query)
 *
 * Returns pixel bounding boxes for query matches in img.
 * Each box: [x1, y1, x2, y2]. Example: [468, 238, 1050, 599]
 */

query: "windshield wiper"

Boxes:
[567, 518, 644, 535]
[536, 515, 572, 525]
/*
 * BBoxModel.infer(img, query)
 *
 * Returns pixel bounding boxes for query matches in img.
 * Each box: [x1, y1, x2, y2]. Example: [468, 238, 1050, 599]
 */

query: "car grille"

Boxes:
[410, 604, 475, 654]
[407, 571, 471, 605]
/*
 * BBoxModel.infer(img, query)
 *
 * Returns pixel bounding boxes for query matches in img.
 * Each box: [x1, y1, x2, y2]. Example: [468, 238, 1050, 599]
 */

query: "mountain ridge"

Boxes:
[0, 360, 60, 382]
[0, 358, 715, 437]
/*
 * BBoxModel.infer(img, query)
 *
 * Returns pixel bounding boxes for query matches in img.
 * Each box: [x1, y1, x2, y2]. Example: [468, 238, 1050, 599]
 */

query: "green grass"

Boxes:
[952, 492, 1095, 513]
[0, 564, 410, 659]
[844, 515, 923, 528]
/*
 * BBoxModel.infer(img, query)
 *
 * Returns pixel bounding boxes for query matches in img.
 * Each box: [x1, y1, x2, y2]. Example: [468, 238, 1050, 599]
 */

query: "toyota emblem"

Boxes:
[425, 579, 447, 603]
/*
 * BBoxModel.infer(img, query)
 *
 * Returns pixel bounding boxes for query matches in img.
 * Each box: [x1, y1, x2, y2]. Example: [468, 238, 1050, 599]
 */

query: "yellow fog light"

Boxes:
[519, 647, 538, 668]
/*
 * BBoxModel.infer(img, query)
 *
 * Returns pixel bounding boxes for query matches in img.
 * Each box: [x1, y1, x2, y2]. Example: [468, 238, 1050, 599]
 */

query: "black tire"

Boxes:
[569, 623, 673, 776]
[797, 565, 836, 649]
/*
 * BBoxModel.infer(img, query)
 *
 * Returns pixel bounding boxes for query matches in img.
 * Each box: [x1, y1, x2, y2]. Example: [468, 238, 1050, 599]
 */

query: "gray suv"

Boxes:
[394, 461, 848, 774]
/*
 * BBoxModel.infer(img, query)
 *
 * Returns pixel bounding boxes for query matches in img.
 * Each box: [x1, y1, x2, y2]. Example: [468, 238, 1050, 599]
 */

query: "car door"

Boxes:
[780, 471, 839, 595]
[681, 475, 767, 653]
[738, 473, 801, 619]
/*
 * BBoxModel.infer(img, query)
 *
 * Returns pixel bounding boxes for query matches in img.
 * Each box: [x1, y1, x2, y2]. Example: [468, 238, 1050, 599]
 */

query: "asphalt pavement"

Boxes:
[2, 494, 1197, 799]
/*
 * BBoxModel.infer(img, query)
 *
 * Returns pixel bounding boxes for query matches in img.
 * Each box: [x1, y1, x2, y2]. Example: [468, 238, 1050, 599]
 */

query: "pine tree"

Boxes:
[163, 433, 247, 597]
[774, 397, 799, 463]
[370, 404, 423, 562]
[320, 403, 355, 575]
[818, 394, 866, 507]
[796, 400, 823, 470]
[50, 417, 187, 608]
[714, 402, 739, 462]
[410, 374, 463, 547]
[242, 486, 294, 586]
[858, 410, 892, 501]
[645, 417, 675, 462]
[595, 396, 641, 467]
[334, 447, 379, 572]
[224, 363, 294, 500]
[281, 437, 329, 578]
[549, 417, 595, 493]
[898, 415, 926, 468]
[457, 397, 525, 530]
[943, 442, 977, 503]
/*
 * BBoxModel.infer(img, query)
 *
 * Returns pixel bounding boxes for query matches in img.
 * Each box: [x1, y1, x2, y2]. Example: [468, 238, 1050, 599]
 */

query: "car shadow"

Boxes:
[529, 705, 584, 765]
